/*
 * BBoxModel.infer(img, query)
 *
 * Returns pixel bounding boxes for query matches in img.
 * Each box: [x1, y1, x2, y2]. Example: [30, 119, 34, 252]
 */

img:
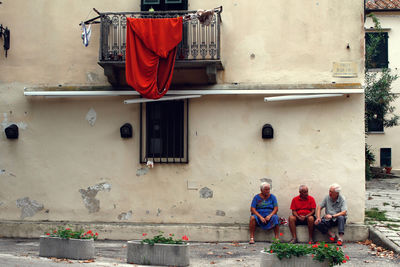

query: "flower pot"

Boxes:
[260, 250, 329, 267]
[127, 241, 189, 266]
[385, 167, 392, 174]
[39, 236, 95, 260]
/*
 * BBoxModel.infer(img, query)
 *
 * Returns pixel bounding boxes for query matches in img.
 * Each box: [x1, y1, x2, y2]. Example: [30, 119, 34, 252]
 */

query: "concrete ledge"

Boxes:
[127, 241, 189, 266]
[0, 221, 368, 242]
[260, 251, 329, 267]
[39, 236, 95, 260]
[369, 226, 400, 254]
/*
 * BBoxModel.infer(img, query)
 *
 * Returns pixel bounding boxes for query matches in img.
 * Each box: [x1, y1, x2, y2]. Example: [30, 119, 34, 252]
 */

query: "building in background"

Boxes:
[365, 0, 400, 174]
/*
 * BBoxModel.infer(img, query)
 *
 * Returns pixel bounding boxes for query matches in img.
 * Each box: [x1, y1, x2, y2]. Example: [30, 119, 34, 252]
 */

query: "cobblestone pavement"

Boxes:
[366, 177, 400, 248]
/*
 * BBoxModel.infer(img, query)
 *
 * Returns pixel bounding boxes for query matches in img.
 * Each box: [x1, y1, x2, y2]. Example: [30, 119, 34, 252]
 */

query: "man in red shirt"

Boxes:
[289, 185, 316, 243]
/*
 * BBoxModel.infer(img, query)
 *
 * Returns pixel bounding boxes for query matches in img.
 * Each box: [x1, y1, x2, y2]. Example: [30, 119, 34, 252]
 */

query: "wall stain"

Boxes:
[16, 197, 44, 219]
[118, 210, 133, 220]
[216, 210, 226, 216]
[136, 167, 149, 176]
[79, 182, 111, 213]
[199, 187, 213, 199]
[156, 208, 161, 216]
[85, 108, 97, 126]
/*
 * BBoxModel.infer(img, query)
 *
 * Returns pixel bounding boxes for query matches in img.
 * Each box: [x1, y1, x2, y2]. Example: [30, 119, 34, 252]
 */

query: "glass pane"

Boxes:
[143, 0, 160, 4]
[165, 0, 182, 3]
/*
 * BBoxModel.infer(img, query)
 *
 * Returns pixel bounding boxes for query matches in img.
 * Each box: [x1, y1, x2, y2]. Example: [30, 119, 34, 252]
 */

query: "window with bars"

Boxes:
[366, 32, 388, 69]
[140, 100, 188, 163]
[141, 0, 188, 11]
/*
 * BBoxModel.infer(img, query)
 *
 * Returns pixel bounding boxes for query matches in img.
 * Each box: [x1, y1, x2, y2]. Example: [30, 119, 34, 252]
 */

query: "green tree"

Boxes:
[365, 14, 399, 180]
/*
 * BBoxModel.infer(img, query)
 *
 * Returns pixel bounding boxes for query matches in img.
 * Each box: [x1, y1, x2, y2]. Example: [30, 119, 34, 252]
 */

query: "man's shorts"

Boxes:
[295, 216, 316, 225]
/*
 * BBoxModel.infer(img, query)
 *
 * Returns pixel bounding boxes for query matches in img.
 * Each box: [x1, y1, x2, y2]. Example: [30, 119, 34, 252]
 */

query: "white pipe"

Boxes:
[124, 95, 202, 104]
[24, 89, 363, 97]
[264, 94, 344, 102]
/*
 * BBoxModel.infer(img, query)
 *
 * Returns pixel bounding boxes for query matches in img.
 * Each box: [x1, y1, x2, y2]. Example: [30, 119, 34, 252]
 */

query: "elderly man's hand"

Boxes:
[298, 215, 306, 221]
[324, 214, 333, 220]
[315, 218, 321, 225]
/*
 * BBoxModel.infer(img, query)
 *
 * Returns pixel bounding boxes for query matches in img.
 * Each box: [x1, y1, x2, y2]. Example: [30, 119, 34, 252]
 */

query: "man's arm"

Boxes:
[305, 208, 315, 217]
[315, 205, 322, 224]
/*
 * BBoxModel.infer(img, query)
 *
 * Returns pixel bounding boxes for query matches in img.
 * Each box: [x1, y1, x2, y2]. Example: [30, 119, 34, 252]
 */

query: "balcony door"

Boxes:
[141, 0, 188, 11]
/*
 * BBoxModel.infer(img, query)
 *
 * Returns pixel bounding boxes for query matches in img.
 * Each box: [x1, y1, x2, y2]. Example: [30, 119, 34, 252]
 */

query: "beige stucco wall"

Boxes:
[365, 13, 400, 170]
[0, 0, 365, 228]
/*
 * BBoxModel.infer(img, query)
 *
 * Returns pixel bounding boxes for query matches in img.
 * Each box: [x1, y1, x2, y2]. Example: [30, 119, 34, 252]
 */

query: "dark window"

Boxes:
[367, 110, 384, 133]
[141, 0, 188, 11]
[366, 32, 388, 69]
[380, 148, 391, 167]
[140, 100, 188, 163]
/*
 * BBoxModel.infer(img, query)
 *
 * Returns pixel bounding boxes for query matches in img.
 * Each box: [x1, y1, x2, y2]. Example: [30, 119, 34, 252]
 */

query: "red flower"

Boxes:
[279, 232, 283, 236]
[87, 230, 92, 234]
[342, 260, 347, 263]
[329, 237, 334, 241]
[312, 244, 318, 248]
[345, 255, 350, 260]
[169, 233, 173, 236]
[46, 233, 50, 235]
[308, 241, 312, 244]
[66, 228, 71, 230]
[337, 241, 342, 246]
[324, 244, 328, 248]
[311, 254, 314, 258]
[95, 233, 98, 236]
[53, 230, 57, 233]
[270, 250, 273, 253]
[182, 235, 189, 241]
[142, 233, 147, 236]
[336, 247, 339, 251]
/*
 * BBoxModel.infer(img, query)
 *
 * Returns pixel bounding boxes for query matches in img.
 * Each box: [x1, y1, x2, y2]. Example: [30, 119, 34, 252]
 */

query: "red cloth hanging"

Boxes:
[125, 17, 183, 99]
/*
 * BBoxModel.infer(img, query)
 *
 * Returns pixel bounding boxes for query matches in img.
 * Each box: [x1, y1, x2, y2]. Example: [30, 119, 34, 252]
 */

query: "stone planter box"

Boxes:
[260, 250, 329, 267]
[39, 236, 95, 260]
[127, 241, 189, 266]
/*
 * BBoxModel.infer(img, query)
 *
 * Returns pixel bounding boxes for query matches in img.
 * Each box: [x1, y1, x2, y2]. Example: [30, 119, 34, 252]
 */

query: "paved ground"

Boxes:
[0, 238, 399, 266]
[366, 177, 400, 248]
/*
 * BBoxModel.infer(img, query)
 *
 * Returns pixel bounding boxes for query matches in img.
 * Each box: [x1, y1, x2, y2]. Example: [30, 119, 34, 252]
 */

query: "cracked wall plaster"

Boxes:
[86, 72, 100, 83]
[216, 210, 226, 216]
[260, 178, 272, 189]
[118, 210, 133, 220]
[136, 167, 149, 176]
[85, 108, 97, 126]
[79, 182, 111, 213]
[199, 187, 213, 199]
[16, 197, 44, 219]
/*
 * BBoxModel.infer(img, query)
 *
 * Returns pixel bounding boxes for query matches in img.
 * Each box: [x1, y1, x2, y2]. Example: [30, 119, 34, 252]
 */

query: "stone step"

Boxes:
[0, 220, 368, 242]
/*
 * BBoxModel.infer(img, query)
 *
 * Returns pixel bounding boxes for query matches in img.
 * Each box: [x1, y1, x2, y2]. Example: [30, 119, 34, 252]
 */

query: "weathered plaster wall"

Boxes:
[365, 13, 400, 170]
[0, 0, 364, 85]
[0, 0, 365, 226]
[0, 87, 365, 223]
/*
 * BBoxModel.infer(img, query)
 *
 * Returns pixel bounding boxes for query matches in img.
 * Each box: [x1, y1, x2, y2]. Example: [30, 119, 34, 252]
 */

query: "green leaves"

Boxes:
[141, 231, 188, 245]
[44, 226, 98, 240]
[267, 241, 347, 266]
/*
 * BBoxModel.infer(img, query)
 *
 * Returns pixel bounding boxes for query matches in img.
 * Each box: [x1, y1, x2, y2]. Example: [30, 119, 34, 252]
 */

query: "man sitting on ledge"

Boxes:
[315, 183, 347, 246]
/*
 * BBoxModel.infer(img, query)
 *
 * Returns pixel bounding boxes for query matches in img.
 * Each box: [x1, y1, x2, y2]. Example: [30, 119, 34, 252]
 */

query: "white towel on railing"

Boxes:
[81, 22, 92, 47]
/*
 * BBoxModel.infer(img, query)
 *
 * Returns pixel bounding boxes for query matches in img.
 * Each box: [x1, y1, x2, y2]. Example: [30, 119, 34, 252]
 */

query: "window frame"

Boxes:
[140, 100, 189, 164]
[141, 0, 188, 11]
[365, 31, 389, 70]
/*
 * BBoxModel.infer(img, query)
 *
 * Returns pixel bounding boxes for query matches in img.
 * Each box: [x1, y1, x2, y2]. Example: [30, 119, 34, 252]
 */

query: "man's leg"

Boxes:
[307, 216, 315, 242]
[315, 218, 330, 234]
[337, 216, 346, 243]
[288, 215, 298, 242]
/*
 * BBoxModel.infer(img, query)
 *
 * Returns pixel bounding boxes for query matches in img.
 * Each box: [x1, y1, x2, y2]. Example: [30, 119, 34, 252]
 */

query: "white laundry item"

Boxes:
[81, 22, 92, 47]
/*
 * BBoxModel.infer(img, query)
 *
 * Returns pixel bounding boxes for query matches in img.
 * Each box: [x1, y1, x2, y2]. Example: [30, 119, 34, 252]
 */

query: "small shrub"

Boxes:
[141, 231, 189, 245]
[44, 226, 98, 240]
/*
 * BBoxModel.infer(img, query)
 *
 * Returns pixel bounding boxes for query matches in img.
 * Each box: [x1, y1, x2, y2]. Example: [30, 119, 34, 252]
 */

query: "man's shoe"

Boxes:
[289, 238, 297, 244]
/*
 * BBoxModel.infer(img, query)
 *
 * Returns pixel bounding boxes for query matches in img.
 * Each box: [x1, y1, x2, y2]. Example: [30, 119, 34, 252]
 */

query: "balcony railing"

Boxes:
[99, 10, 222, 63]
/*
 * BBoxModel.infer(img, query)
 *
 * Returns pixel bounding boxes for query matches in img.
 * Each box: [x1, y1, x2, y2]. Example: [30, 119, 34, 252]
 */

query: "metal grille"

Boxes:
[99, 11, 221, 62]
[140, 100, 189, 163]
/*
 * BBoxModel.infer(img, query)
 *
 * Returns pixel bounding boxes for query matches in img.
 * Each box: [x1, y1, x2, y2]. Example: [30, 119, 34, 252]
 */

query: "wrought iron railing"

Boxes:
[99, 10, 222, 62]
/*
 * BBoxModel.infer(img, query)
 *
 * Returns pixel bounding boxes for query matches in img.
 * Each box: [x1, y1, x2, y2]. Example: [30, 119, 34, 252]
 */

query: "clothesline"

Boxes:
[79, 6, 222, 26]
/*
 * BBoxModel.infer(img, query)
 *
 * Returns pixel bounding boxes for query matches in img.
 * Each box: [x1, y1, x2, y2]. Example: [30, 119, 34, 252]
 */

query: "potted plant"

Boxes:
[127, 231, 190, 266]
[39, 226, 98, 260]
[260, 240, 349, 267]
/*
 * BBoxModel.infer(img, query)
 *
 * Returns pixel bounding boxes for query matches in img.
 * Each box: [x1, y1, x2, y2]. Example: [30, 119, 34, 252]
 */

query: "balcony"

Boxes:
[97, 9, 223, 87]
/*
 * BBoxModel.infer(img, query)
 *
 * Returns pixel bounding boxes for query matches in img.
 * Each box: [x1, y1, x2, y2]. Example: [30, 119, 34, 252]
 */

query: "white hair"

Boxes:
[299, 184, 308, 191]
[260, 182, 270, 191]
[329, 183, 341, 193]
